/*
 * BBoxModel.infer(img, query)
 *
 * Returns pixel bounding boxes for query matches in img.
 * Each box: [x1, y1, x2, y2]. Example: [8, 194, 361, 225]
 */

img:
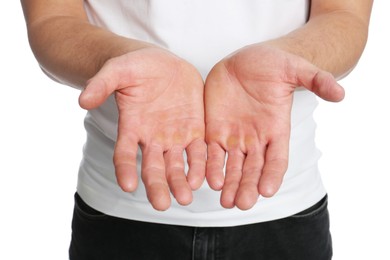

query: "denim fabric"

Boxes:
[69, 194, 331, 260]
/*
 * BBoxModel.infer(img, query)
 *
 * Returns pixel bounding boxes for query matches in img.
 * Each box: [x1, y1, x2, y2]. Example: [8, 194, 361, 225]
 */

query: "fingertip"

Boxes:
[78, 88, 94, 110]
[152, 201, 171, 211]
[258, 183, 278, 198]
[118, 176, 138, 193]
[144, 181, 172, 211]
[175, 191, 193, 206]
[149, 191, 172, 211]
[115, 164, 139, 192]
[79, 78, 112, 110]
[258, 169, 284, 198]
[167, 175, 194, 206]
[119, 180, 138, 193]
[333, 83, 345, 102]
[257, 165, 285, 198]
[313, 71, 346, 102]
[205, 143, 226, 191]
[235, 195, 258, 210]
[235, 184, 259, 210]
[220, 192, 236, 209]
[186, 141, 207, 191]
[187, 174, 205, 191]
[206, 174, 224, 191]
[205, 153, 225, 191]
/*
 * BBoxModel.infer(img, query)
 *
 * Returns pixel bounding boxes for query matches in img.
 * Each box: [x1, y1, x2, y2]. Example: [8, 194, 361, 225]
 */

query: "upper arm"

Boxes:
[21, 0, 89, 27]
[310, 0, 373, 25]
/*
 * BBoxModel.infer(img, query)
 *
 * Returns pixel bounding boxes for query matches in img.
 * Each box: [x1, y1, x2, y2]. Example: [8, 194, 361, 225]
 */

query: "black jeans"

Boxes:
[69, 194, 332, 260]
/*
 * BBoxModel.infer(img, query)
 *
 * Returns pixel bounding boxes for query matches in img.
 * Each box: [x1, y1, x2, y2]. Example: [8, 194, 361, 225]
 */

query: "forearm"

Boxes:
[25, 16, 151, 89]
[264, 6, 372, 78]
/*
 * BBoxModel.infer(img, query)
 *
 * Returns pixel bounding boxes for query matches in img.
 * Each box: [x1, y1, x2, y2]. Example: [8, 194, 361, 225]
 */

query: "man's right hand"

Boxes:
[79, 47, 206, 211]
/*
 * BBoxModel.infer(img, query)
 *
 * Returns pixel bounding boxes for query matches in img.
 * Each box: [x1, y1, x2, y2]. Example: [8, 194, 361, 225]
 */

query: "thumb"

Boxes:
[79, 77, 116, 110]
[295, 62, 345, 102]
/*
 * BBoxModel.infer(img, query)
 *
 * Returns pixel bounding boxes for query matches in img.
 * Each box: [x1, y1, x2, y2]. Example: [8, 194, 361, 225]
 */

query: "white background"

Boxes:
[1, 1, 389, 260]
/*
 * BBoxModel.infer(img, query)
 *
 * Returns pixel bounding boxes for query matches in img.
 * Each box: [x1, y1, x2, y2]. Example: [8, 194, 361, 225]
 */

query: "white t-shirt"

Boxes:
[77, 0, 326, 227]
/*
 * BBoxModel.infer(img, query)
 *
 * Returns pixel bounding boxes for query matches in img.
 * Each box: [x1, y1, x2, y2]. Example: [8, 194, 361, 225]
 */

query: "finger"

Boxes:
[141, 145, 171, 211]
[258, 137, 289, 198]
[79, 74, 117, 110]
[235, 147, 265, 210]
[113, 124, 139, 193]
[164, 147, 193, 206]
[186, 139, 207, 190]
[206, 143, 226, 191]
[220, 150, 245, 209]
[294, 61, 345, 102]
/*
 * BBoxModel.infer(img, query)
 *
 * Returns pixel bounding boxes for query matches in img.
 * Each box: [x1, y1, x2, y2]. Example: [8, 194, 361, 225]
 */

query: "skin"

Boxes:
[205, 45, 345, 210]
[21, 0, 373, 211]
[204, 0, 373, 210]
[81, 48, 207, 210]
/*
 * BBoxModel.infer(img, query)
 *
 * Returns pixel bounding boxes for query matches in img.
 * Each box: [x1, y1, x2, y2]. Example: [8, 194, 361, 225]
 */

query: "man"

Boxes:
[21, 0, 372, 259]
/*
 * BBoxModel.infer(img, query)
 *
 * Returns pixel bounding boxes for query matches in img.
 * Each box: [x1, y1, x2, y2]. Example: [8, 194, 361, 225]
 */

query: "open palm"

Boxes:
[79, 47, 206, 211]
[205, 45, 344, 210]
